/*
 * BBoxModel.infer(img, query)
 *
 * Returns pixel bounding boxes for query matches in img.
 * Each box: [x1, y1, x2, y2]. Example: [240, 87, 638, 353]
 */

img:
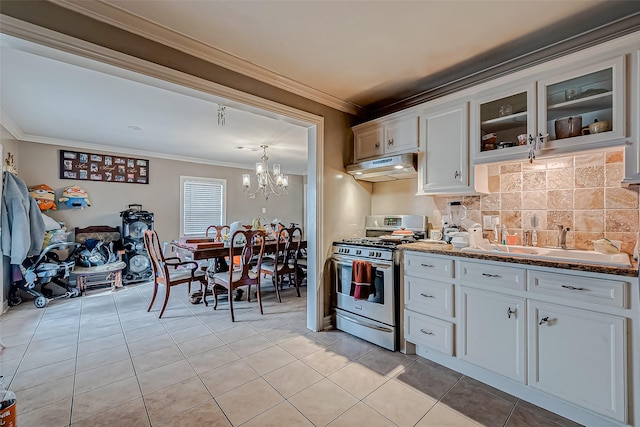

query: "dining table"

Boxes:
[171, 238, 307, 261]
[171, 237, 307, 303]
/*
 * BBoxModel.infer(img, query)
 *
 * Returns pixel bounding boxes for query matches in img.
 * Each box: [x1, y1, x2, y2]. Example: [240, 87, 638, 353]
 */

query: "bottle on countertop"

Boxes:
[633, 232, 639, 262]
[493, 218, 501, 244]
[532, 228, 538, 247]
[501, 224, 508, 245]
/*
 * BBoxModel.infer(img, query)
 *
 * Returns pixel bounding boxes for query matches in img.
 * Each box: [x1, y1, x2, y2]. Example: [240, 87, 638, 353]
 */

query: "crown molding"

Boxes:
[0, 109, 24, 140]
[50, 0, 364, 117]
[3, 121, 293, 173]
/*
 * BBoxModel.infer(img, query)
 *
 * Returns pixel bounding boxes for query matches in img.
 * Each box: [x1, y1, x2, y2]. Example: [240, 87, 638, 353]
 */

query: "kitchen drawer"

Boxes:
[404, 276, 454, 318]
[528, 270, 628, 308]
[404, 252, 454, 280]
[404, 309, 454, 355]
[458, 260, 525, 291]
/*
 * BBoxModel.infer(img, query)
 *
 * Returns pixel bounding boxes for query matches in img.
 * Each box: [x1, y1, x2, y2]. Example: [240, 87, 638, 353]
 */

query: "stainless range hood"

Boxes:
[345, 153, 417, 182]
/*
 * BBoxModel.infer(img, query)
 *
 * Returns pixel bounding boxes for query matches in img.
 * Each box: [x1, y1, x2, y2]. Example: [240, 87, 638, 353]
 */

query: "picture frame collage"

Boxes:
[59, 150, 149, 184]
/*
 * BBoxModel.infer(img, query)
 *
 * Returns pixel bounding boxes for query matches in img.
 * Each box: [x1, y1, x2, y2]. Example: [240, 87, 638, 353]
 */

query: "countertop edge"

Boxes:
[399, 242, 639, 278]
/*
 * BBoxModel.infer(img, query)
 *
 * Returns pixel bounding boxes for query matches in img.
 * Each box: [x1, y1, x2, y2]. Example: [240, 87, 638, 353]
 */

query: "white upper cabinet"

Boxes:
[353, 112, 419, 161]
[623, 49, 640, 185]
[471, 82, 536, 163]
[420, 100, 479, 195]
[354, 123, 384, 160]
[471, 55, 627, 164]
[538, 56, 625, 151]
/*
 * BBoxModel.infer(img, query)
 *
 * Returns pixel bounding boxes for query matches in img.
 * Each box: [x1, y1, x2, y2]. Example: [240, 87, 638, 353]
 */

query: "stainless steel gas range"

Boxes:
[331, 215, 427, 351]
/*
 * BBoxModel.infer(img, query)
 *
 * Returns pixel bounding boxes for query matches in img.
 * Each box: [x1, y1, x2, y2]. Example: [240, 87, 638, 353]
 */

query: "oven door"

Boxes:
[331, 254, 395, 326]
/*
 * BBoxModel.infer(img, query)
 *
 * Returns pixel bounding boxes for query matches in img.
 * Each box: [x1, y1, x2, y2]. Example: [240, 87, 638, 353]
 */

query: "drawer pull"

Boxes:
[481, 273, 501, 278]
[539, 316, 549, 325]
[507, 307, 517, 319]
[561, 284, 586, 291]
[420, 263, 435, 268]
[419, 328, 434, 335]
[420, 293, 434, 298]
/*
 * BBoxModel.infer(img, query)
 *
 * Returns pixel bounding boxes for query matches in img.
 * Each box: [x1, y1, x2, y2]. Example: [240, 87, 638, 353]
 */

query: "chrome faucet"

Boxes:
[558, 225, 570, 249]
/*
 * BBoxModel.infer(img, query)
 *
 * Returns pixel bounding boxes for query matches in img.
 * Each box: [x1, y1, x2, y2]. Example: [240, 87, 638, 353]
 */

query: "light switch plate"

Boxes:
[483, 215, 499, 230]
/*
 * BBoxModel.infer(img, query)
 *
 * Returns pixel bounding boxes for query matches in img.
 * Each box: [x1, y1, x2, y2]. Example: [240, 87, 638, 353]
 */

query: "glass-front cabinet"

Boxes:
[471, 56, 626, 163]
[539, 56, 625, 150]
[471, 82, 536, 163]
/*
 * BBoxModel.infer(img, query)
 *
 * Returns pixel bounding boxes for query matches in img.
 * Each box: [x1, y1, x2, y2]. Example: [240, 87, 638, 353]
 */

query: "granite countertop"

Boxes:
[399, 241, 639, 278]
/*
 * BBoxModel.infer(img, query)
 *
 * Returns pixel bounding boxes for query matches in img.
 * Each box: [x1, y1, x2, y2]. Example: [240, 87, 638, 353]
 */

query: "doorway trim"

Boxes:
[0, 15, 325, 331]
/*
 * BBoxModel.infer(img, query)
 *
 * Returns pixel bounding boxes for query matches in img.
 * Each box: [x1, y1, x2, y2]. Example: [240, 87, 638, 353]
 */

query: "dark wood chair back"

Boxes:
[143, 229, 206, 318]
[261, 226, 302, 302]
[205, 225, 230, 242]
[211, 229, 266, 321]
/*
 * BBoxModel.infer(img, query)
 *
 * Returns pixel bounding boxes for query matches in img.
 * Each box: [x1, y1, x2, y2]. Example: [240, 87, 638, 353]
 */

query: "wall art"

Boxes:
[59, 150, 149, 184]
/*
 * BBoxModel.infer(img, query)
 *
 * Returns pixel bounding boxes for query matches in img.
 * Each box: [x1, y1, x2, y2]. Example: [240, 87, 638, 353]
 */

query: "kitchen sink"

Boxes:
[459, 244, 632, 267]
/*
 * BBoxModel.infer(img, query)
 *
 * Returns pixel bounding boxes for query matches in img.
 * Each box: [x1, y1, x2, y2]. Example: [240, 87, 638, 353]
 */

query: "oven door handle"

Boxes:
[332, 258, 391, 270]
[338, 313, 393, 333]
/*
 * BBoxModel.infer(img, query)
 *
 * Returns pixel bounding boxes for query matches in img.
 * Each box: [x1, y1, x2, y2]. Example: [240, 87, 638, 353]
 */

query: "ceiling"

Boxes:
[2, 1, 639, 173]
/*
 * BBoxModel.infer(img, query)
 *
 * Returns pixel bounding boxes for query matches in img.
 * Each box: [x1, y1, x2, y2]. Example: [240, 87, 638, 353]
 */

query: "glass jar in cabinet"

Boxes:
[471, 82, 536, 163]
[538, 56, 625, 151]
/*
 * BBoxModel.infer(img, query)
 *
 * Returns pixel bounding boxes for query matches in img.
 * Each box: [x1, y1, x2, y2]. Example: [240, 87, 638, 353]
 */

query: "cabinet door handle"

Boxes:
[375, 142, 380, 148]
[539, 316, 549, 325]
[420, 329, 434, 335]
[420, 293, 434, 298]
[420, 263, 435, 268]
[454, 170, 460, 179]
[561, 285, 586, 291]
[388, 138, 394, 146]
[481, 273, 501, 278]
[507, 307, 517, 319]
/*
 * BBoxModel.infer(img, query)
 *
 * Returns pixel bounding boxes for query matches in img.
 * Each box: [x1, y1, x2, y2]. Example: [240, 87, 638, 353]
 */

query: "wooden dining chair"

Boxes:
[260, 226, 302, 302]
[143, 229, 207, 318]
[211, 229, 266, 322]
[205, 225, 230, 242]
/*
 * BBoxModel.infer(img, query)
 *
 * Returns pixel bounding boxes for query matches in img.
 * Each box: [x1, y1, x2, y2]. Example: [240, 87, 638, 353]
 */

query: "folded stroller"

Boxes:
[9, 242, 81, 308]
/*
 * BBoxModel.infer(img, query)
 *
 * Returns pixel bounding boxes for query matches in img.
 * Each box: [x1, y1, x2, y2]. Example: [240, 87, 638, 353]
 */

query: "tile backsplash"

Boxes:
[433, 149, 639, 255]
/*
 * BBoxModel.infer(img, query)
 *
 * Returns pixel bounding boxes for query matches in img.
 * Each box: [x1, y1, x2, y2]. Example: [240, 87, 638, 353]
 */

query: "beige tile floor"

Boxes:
[0, 281, 582, 426]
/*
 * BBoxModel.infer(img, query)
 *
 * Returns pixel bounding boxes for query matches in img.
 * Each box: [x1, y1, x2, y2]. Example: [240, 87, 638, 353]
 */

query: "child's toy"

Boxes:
[58, 185, 91, 208]
[29, 183, 57, 211]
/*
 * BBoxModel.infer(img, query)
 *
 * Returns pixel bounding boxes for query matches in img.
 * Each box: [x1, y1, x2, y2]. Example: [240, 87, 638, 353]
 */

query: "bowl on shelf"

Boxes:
[497, 141, 518, 149]
[589, 120, 610, 134]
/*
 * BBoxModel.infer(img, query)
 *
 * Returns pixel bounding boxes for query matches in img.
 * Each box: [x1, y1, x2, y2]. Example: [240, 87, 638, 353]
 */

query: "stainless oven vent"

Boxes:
[345, 153, 417, 182]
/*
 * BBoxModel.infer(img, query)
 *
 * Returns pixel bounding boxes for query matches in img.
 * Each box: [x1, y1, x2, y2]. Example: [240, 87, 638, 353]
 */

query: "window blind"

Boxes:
[182, 177, 226, 236]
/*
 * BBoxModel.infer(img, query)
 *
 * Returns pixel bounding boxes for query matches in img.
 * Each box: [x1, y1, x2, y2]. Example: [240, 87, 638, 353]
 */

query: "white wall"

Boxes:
[372, 178, 437, 226]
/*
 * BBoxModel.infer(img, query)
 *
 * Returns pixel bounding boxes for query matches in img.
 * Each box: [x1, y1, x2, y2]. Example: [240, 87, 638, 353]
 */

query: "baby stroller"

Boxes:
[9, 242, 81, 308]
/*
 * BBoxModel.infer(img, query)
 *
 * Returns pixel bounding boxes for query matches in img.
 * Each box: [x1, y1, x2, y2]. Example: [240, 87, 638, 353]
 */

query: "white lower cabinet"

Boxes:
[528, 300, 627, 423]
[404, 310, 454, 356]
[458, 286, 526, 383]
[403, 250, 637, 427]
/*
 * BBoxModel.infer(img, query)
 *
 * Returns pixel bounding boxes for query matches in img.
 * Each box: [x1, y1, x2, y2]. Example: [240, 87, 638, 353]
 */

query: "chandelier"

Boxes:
[242, 145, 289, 200]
